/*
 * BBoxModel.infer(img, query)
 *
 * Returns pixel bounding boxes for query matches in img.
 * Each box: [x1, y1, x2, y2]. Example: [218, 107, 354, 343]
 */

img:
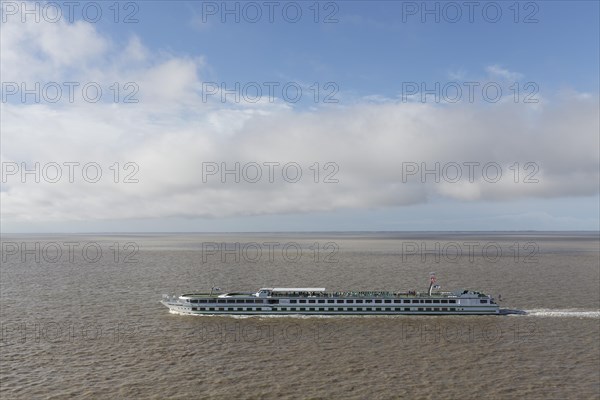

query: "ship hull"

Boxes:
[161, 301, 500, 316]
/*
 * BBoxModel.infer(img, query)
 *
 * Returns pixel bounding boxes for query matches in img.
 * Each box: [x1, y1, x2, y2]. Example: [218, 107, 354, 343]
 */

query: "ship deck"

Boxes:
[179, 291, 480, 299]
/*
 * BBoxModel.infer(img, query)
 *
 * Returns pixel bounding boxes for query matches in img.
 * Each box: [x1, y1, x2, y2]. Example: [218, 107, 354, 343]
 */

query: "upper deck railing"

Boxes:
[267, 290, 457, 298]
[177, 290, 489, 299]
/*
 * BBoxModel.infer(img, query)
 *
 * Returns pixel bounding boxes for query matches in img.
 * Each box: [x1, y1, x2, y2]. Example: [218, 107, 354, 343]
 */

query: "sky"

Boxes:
[1, 0, 599, 232]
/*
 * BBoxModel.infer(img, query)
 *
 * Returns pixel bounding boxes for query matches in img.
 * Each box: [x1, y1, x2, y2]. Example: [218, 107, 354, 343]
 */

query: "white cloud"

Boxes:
[123, 35, 149, 63]
[485, 65, 524, 81]
[1, 10, 598, 224]
[1, 15, 109, 82]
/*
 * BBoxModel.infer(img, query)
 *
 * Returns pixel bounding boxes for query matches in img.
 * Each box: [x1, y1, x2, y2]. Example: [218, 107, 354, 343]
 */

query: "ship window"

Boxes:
[209, 307, 215, 311]
[450, 308, 456, 311]
[418, 307, 424, 311]
[246, 307, 252, 311]
[300, 307, 306, 311]
[236, 299, 245, 303]
[384, 300, 391, 304]
[318, 300, 325, 303]
[365, 300, 372, 303]
[442, 307, 447, 311]
[192, 307, 197, 311]
[356, 300, 363, 303]
[290, 300, 297, 303]
[319, 307, 325, 311]
[226, 300, 235, 303]
[403, 300, 410, 303]
[385, 307, 391, 311]
[425, 307, 431, 311]
[299, 300, 306, 303]
[394, 300, 401, 303]
[245, 300, 253, 303]
[237, 307, 243, 311]
[327, 300, 335, 303]
[336, 300, 344, 303]
[356, 308, 362, 311]
[281, 307, 287, 311]
[310, 308, 315, 311]
[434, 308, 439, 311]
[256, 299, 264, 303]
[425, 300, 432, 304]
[219, 307, 225, 311]
[412, 299, 419, 303]
[480, 300, 488, 303]
[366, 307, 372, 311]
[404, 308, 410, 311]
[449, 300, 456, 304]
[374, 300, 382, 303]
[308, 300, 315, 303]
[217, 299, 226, 303]
[376, 308, 381, 311]
[337, 308, 344, 311]
[199, 307, 205, 311]
[190, 300, 198, 304]
[441, 300, 448, 304]
[347, 300, 354, 304]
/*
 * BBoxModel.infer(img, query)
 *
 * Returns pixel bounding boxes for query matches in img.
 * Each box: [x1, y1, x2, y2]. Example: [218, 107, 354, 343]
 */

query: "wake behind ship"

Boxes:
[161, 274, 500, 316]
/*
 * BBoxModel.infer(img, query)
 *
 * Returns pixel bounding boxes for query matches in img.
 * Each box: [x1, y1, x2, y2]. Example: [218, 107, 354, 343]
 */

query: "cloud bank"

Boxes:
[1, 9, 598, 223]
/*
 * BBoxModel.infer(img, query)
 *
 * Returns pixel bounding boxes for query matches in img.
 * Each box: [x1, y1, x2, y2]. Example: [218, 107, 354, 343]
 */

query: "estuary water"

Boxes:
[1, 232, 598, 399]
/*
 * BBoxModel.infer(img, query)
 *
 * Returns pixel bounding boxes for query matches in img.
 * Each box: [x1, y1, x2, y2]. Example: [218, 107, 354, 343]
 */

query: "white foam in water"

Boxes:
[524, 309, 600, 319]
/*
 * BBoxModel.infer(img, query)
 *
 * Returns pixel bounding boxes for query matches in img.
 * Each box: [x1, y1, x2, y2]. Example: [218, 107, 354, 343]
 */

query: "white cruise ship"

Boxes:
[161, 274, 500, 315]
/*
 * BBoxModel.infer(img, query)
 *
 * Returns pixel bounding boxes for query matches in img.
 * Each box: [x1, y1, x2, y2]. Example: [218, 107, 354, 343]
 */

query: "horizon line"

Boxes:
[2, 230, 599, 235]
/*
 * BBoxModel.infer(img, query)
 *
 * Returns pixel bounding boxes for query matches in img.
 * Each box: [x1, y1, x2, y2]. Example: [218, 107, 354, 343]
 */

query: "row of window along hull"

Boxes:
[187, 306, 473, 312]
[183, 298, 489, 304]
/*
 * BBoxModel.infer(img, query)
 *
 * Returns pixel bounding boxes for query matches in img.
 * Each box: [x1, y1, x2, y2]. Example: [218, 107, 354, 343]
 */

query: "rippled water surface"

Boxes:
[1, 232, 599, 399]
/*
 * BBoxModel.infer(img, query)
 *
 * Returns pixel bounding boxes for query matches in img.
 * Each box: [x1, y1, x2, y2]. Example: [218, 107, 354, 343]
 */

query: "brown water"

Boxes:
[1, 232, 599, 399]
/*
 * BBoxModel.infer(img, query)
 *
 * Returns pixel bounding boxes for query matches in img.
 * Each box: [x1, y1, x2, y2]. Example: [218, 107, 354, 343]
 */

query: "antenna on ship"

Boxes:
[428, 272, 437, 296]
[210, 285, 221, 296]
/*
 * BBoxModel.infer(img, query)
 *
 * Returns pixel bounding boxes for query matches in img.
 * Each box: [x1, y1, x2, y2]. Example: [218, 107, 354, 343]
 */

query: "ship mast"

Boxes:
[428, 272, 437, 296]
